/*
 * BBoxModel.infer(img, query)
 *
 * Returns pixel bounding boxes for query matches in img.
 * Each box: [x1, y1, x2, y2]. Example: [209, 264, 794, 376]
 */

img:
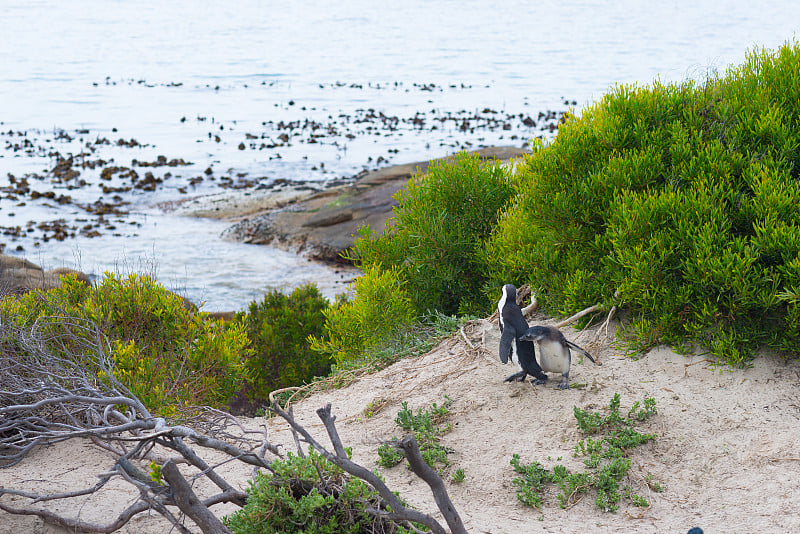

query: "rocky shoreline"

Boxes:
[215, 146, 530, 263]
[0, 147, 529, 307]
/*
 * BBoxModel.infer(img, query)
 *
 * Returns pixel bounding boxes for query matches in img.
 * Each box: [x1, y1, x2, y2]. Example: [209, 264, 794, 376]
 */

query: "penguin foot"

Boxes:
[557, 381, 570, 390]
[503, 371, 528, 383]
[530, 378, 547, 385]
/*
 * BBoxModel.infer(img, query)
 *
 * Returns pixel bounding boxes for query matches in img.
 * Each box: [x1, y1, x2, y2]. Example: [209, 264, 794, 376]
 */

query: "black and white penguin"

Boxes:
[497, 284, 548, 385]
[519, 325, 598, 389]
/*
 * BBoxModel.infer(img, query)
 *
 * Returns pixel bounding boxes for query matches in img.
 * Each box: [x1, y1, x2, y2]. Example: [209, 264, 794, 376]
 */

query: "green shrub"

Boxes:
[485, 40, 800, 364]
[234, 284, 330, 401]
[0, 273, 249, 416]
[350, 152, 515, 316]
[224, 448, 415, 534]
[309, 266, 415, 366]
[377, 397, 454, 474]
[511, 394, 659, 512]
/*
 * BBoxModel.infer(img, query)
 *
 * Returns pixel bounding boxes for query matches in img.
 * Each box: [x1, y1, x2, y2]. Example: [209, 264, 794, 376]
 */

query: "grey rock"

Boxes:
[222, 146, 529, 263]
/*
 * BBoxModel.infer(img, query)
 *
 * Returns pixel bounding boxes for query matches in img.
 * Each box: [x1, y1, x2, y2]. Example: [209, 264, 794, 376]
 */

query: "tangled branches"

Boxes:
[0, 314, 465, 533]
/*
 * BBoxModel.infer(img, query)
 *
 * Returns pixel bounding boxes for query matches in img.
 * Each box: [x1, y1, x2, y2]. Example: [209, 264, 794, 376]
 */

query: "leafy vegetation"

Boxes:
[511, 394, 661, 512]
[224, 448, 418, 534]
[349, 152, 515, 316]
[330, 40, 800, 364]
[234, 283, 330, 401]
[0, 273, 249, 416]
[484, 41, 800, 364]
[378, 397, 455, 473]
[309, 266, 416, 366]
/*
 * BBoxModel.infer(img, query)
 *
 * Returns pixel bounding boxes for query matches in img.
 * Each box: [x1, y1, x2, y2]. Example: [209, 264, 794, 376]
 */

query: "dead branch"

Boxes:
[556, 304, 602, 328]
[0, 315, 275, 533]
[161, 459, 232, 534]
[272, 399, 466, 534]
[397, 435, 467, 534]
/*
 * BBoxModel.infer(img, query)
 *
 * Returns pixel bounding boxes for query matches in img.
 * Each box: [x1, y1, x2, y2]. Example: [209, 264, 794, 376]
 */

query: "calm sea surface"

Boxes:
[1, 0, 798, 310]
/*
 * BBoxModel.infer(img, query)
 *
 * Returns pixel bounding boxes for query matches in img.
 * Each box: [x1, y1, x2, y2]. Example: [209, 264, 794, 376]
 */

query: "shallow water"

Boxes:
[2, 0, 798, 310]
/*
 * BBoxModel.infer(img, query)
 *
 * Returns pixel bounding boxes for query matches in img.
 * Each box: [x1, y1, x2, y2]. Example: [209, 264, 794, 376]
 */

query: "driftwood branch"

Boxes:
[272, 400, 466, 534]
[556, 304, 602, 328]
[161, 459, 232, 534]
[0, 315, 275, 533]
[398, 436, 467, 534]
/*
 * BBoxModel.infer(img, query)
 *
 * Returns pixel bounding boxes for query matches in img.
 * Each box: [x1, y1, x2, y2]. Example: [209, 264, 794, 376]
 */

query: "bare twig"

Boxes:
[556, 304, 602, 329]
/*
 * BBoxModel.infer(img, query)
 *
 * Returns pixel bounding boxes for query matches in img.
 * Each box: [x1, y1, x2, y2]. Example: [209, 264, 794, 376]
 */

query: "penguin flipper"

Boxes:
[499, 327, 516, 364]
[565, 340, 597, 365]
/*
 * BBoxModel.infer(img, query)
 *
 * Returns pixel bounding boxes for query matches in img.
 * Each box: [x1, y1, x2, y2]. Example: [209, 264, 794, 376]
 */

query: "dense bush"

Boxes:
[224, 448, 416, 534]
[483, 40, 800, 363]
[0, 273, 249, 415]
[234, 284, 330, 400]
[350, 152, 515, 316]
[309, 266, 416, 366]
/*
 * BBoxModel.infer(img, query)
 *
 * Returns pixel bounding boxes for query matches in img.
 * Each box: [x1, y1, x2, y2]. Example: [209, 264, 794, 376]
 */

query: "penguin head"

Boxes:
[502, 284, 517, 303]
[687, 529, 703, 534]
[520, 325, 547, 342]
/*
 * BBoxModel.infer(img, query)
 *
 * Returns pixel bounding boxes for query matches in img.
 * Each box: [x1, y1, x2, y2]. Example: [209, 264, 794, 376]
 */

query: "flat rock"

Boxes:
[222, 146, 529, 263]
[0, 255, 91, 296]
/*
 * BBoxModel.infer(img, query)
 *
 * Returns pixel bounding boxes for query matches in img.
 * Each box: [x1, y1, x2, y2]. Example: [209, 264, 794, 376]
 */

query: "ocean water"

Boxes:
[1, 0, 798, 310]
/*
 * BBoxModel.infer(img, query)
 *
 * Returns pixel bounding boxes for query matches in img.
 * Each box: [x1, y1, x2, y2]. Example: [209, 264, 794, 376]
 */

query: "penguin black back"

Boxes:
[497, 284, 547, 384]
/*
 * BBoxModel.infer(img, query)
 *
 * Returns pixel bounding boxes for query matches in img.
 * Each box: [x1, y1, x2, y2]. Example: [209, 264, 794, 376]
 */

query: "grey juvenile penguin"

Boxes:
[520, 325, 598, 389]
[497, 284, 548, 384]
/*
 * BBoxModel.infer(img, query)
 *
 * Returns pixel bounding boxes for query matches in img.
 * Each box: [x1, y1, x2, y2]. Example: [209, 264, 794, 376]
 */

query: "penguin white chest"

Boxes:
[536, 340, 570, 374]
[497, 293, 507, 331]
[509, 340, 523, 371]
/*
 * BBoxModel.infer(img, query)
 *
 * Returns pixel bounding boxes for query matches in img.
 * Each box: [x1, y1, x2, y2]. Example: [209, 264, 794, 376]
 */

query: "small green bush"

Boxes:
[350, 152, 515, 316]
[0, 273, 249, 416]
[377, 397, 454, 473]
[234, 284, 330, 401]
[511, 394, 658, 512]
[485, 40, 800, 364]
[309, 266, 415, 366]
[224, 448, 415, 534]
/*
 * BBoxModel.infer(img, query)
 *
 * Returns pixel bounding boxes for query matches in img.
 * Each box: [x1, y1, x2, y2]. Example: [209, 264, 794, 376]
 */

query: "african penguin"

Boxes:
[520, 325, 598, 389]
[497, 284, 548, 385]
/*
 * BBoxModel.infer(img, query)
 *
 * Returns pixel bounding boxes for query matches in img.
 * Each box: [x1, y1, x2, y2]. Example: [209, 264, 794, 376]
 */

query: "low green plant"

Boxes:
[234, 283, 330, 401]
[377, 397, 454, 473]
[451, 468, 466, 483]
[349, 151, 515, 316]
[148, 462, 163, 486]
[224, 448, 416, 534]
[511, 394, 659, 512]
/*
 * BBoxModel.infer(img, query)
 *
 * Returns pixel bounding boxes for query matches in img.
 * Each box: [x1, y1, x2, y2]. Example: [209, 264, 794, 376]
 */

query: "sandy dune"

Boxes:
[2, 312, 799, 533]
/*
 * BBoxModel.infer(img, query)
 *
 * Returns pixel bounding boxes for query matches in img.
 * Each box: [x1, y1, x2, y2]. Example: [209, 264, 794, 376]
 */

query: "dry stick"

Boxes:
[272, 400, 455, 534]
[459, 325, 476, 350]
[398, 434, 467, 534]
[166, 436, 249, 505]
[0, 499, 153, 534]
[521, 295, 539, 317]
[161, 459, 232, 534]
[555, 304, 602, 329]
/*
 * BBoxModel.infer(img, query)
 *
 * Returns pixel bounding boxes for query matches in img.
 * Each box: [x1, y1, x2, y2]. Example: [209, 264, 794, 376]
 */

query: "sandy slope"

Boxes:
[2, 312, 800, 534]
